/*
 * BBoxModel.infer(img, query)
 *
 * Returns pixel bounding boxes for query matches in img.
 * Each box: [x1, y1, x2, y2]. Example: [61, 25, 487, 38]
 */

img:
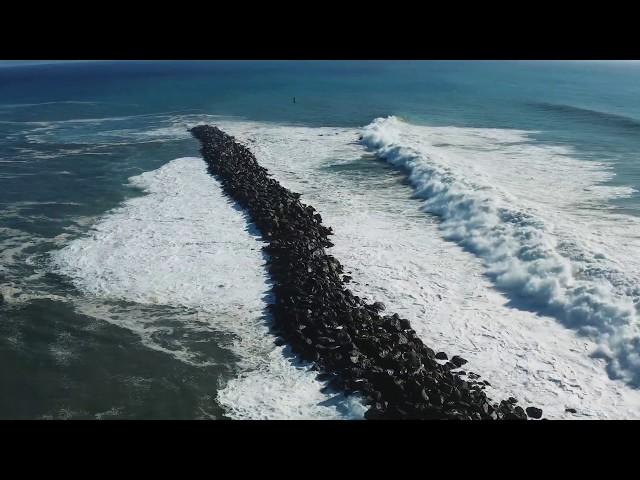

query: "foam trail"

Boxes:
[51, 157, 365, 419]
[361, 116, 640, 385]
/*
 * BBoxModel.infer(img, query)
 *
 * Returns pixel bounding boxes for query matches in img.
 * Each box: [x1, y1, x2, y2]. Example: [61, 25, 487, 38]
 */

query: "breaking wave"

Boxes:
[361, 116, 640, 385]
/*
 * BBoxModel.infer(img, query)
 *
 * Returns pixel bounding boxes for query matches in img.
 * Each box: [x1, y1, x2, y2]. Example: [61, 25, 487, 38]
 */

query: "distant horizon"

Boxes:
[0, 60, 98, 68]
[2, 59, 640, 68]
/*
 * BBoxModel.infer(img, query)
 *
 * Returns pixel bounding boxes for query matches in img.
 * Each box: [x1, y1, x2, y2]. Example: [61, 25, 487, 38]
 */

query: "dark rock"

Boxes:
[513, 406, 527, 419]
[371, 301, 386, 312]
[190, 124, 533, 422]
[451, 356, 468, 368]
[565, 408, 577, 414]
[420, 388, 430, 402]
[525, 407, 543, 419]
[399, 318, 412, 330]
[406, 351, 421, 369]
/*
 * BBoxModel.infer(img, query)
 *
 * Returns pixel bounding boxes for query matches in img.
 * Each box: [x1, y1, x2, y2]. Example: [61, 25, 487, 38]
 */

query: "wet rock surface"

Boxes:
[526, 407, 543, 419]
[191, 125, 543, 420]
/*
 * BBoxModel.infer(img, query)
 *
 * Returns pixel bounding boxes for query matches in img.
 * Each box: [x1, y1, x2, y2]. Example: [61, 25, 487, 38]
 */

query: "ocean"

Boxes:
[2, 60, 640, 419]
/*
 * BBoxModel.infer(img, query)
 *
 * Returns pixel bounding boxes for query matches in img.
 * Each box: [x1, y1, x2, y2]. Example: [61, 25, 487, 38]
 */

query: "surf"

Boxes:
[51, 156, 366, 419]
[361, 116, 640, 385]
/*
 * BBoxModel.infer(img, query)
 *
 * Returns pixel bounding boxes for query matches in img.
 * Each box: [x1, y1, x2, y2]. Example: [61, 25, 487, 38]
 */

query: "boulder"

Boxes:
[451, 356, 468, 368]
[525, 407, 543, 419]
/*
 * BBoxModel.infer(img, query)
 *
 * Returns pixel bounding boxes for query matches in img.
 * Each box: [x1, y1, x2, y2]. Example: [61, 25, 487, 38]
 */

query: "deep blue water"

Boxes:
[2, 60, 640, 418]
[3, 60, 640, 208]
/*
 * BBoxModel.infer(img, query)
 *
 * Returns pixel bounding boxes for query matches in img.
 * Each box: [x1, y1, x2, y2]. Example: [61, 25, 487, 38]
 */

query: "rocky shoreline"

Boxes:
[191, 124, 543, 420]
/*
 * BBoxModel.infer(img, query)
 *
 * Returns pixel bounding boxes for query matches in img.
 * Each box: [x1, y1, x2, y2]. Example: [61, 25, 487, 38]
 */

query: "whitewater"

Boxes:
[50, 113, 640, 418]
[51, 156, 366, 419]
[361, 116, 640, 386]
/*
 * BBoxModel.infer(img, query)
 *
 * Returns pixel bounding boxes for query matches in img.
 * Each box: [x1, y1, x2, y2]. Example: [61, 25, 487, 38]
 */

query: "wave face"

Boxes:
[51, 157, 365, 419]
[361, 116, 640, 385]
[528, 102, 640, 131]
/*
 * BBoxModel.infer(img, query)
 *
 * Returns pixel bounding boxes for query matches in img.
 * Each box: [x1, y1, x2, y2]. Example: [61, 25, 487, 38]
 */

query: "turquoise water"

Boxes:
[2, 60, 640, 419]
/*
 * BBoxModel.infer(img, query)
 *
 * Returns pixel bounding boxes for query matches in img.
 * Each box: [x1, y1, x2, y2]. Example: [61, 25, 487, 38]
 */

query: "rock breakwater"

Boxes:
[191, 124, 542, 420]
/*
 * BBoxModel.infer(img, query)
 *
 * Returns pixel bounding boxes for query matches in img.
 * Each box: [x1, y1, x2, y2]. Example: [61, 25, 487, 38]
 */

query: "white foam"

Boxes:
[0, 225, 63, 303]
[51, 156, 365, 419]
[361, 116, 640, 386]
[20, 113, 227, 146]
[212, 118, 640, 418]
[0, 283, 68, 306]
[45, 114, 640, 418]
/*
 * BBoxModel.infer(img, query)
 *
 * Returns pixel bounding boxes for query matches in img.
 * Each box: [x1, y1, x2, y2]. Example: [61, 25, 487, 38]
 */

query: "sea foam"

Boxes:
[51, 156, 365, 419]
[48, 116, 640, 418]
[209, 118, 640, 418]
[361, 116, 640, 385]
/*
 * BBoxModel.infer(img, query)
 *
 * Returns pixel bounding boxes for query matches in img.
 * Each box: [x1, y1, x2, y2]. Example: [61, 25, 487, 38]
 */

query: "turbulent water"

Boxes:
[361, 117, 640, 384]
[3, 61, 640, 419]
[51, 157, 365, 419]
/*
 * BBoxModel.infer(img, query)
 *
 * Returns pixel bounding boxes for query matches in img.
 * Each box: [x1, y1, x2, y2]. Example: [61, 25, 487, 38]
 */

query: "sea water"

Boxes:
[2, 60, 640, 419]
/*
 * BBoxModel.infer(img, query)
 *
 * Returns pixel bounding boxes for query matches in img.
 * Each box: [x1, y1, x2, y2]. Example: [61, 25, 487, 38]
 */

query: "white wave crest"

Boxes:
[361, 116, 640, 385]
